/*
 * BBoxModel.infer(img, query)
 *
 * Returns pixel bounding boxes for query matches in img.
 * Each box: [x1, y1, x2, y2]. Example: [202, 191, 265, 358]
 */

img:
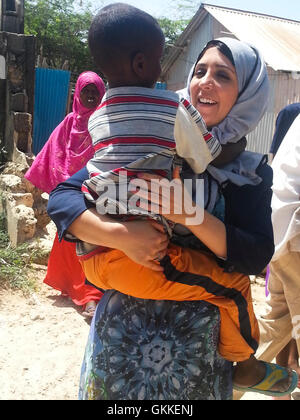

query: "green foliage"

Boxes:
[24, 0, 198, 77]
[157, 1, 200, 60]
[0, 215, 43, 294]
[24, 0, 97, 75]
[175, 0, 200, 19]
[24, 0, 192, 77]
[158, 17, 189, 60]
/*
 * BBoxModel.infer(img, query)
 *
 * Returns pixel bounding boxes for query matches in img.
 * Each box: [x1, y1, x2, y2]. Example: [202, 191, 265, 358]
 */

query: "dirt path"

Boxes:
[0, 272, 297, 400]
[0, 268, 90, 400]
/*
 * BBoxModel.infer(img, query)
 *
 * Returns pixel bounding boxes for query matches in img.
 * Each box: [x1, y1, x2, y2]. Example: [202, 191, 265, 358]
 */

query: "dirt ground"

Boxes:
[0, 267, 90, 400]
[0, 270, 298, 400]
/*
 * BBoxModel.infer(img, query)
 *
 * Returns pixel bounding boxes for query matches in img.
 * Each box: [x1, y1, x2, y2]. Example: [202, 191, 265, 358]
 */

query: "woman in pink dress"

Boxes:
[25, 71, 106, 317]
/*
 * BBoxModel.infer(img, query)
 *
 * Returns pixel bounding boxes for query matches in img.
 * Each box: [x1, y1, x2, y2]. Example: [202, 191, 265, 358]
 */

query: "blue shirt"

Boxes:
[270, 103, 300, 156]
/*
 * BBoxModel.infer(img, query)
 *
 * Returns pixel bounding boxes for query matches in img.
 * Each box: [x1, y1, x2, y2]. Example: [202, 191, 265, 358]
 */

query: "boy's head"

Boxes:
[88, 3, 165, 88]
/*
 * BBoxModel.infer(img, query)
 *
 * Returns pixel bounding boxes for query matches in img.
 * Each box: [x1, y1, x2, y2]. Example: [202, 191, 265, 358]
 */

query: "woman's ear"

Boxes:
[132, 52, 146, 78]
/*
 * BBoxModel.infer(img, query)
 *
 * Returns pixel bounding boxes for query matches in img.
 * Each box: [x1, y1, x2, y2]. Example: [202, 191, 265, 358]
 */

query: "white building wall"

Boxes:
[211, 19, 300, 154]
[247, 69, 300, 154]
[165, 16, 300, 154]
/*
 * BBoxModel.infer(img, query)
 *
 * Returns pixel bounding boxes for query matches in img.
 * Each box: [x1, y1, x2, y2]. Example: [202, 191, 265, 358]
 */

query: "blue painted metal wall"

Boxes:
[33, 68, 71, 155]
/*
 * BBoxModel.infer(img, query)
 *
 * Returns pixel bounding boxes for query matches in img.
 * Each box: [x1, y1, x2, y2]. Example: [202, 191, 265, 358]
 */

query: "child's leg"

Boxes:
[234, 355, 298, 397]
[81, 246, 298, 397]
[81, 243, 258, 362]
[163, 244, 259, 361]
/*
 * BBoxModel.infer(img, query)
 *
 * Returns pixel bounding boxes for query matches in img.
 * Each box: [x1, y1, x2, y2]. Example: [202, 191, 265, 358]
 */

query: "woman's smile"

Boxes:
[197, 96, 218, 107]
[190, 47, 239, 128]
[198, 97, 217, 105]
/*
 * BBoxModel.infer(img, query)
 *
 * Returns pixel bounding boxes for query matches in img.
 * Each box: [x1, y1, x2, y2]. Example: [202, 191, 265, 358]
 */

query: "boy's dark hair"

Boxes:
[88, 3, 164, 75]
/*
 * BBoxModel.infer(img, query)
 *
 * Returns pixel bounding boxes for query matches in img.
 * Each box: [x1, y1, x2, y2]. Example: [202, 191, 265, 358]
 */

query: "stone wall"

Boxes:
[0, 159, 50, 247]
[0, 30, 52, 248]
[0, 31, 35, 161]
[1, 1, 24, 34]
[0, 4, 53, 253]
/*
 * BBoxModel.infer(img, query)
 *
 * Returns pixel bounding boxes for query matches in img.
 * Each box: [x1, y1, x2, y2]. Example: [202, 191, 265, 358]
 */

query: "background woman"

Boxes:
[257, 112, 300, 399]
[48, 38, 276, 399]
[25, 71, 106, 318]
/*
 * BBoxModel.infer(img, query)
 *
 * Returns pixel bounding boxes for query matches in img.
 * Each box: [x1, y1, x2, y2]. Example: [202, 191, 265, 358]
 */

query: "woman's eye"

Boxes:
[217, 72, 230, 80]
[195, 69, 205, 77]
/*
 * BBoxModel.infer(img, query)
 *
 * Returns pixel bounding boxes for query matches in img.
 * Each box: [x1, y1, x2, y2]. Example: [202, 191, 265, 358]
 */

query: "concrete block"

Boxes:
[6, 202, 36, 246]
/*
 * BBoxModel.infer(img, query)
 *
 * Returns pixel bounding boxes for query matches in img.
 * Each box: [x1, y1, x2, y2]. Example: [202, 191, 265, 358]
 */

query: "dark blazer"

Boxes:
[48, 162, 274, 276]
[270, 103, 300, 156]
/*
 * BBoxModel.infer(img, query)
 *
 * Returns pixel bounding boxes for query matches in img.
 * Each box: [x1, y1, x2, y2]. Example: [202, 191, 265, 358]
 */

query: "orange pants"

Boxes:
[79, 243, 259, 362]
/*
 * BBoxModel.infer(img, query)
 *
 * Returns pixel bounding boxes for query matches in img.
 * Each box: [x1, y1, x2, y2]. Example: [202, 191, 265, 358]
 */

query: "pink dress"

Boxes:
[25, 71, 106, 306]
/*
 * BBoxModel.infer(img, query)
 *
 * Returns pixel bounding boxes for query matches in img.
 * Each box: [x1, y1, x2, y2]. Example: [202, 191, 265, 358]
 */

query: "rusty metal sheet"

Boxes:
[205, 4, 300, 72]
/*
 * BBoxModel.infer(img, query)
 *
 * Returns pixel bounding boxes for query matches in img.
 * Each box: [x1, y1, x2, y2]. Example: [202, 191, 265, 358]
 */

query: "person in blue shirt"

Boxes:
[269, 103, 300, 163]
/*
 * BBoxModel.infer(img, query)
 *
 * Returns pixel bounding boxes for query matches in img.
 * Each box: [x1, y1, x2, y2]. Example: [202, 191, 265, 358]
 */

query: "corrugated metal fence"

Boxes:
[33, 68, 71, 155]
[247, 70, 300, 154]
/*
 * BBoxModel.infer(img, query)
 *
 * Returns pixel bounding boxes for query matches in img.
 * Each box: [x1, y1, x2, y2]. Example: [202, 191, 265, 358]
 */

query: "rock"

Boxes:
[0, 160, 51, 247]
[30, 313, 45, 321]
[255, 276, 266, 287]
[10, 192, 34, 208]
[6, 204, 37, 246]
[28, 294, 41, 306]
[0, 174, 27, 193]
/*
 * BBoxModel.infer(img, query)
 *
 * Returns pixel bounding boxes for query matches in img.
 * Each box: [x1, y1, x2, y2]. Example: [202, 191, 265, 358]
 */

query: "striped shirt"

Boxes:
[82, 86, 221, 216]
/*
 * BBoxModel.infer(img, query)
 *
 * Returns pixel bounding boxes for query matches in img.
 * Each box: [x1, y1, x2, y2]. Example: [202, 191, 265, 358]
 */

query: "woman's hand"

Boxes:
[68, 209, 169, 272]
[116, 219, 169, 271]
[131, 168, 228, 259]
[132, 167, 195, 226]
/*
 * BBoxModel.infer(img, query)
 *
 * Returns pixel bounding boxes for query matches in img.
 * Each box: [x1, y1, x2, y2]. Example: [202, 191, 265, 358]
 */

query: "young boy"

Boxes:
[78, 3, 298, 395]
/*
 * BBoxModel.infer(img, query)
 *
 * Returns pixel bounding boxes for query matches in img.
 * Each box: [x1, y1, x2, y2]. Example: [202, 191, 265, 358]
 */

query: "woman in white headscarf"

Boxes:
[47, 38, 295, 400]
[257, 112, 300, 399]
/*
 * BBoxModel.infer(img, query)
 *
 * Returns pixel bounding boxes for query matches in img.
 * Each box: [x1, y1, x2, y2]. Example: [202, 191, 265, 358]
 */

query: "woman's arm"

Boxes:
[135, 163, 274, 275]
[134, 168, 227, 259]
[47, 168, 169, 271]
[188, 211, 227, 259]
[222, 162, 274, 275]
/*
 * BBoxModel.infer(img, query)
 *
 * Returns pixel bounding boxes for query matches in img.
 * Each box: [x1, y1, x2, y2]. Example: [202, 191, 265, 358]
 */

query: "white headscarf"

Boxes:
[178, 37, 270, 145]
[178, 37, 270, 192]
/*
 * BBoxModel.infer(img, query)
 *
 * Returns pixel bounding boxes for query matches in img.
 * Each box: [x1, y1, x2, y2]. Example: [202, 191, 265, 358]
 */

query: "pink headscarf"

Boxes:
[25, 71, 106, 194]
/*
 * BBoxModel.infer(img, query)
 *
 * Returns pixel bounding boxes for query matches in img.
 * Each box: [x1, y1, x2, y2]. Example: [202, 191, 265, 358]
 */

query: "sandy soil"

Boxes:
[0, 268, 90, 400]
[0, 271, 298, 400]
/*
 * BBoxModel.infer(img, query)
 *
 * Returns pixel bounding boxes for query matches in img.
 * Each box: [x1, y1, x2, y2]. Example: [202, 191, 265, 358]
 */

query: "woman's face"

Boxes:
[80, 83, 101, 109]
[189, 47, 239, 129]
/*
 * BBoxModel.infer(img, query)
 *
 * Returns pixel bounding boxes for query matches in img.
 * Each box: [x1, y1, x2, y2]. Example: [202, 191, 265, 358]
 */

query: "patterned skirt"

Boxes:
[79, 290, 233, 400]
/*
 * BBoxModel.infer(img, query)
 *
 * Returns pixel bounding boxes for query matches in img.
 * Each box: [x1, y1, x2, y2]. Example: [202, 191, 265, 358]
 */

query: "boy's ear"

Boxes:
[132, 52, 146, 78]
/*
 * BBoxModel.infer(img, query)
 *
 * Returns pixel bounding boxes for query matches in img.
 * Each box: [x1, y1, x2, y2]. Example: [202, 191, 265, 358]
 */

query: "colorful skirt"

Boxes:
[79, 290, 233, 400]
